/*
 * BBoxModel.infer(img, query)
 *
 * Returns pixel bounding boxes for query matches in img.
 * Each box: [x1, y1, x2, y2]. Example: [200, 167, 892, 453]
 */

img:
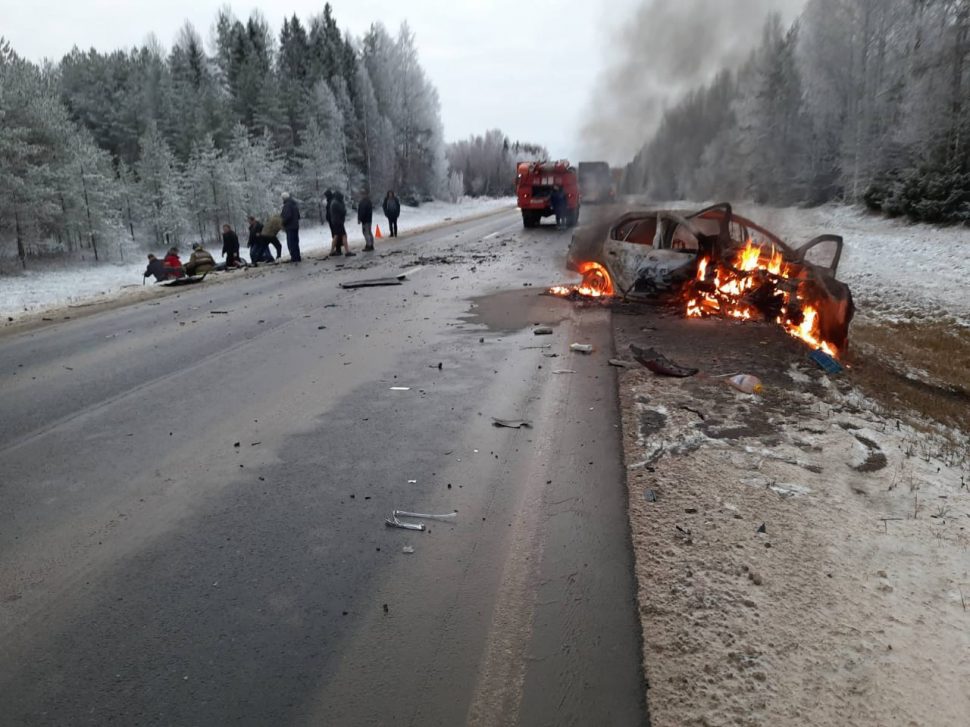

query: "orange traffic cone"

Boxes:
[375, 225, 383, 239]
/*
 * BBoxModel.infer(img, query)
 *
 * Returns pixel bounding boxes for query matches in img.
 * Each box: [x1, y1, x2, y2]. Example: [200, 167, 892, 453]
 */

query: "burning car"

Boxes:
[562, 203, 855, 355]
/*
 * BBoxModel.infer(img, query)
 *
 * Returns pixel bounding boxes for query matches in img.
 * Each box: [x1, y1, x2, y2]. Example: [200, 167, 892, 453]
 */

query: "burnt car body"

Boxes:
[566, 203, 855, 351]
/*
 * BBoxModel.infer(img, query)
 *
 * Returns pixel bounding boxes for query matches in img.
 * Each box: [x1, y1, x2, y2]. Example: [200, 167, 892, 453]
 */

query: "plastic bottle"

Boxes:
[728, 374, 763, 394]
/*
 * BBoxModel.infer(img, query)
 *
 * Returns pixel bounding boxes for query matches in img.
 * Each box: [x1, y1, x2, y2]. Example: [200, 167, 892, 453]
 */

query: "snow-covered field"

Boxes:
[0, 197, 512, 321]
[735, 203, 970, 326]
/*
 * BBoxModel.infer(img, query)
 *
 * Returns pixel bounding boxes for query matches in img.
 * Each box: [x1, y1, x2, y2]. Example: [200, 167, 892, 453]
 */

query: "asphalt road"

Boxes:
[0, 210, 647, 726]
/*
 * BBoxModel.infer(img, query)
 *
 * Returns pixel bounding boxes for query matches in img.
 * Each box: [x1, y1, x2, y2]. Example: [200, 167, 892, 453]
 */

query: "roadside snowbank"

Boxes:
[0, 197, 513, 321]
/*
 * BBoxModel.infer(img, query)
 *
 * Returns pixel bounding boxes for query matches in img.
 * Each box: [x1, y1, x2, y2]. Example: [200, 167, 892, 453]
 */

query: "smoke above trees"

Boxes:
[590, 0, 970, 224]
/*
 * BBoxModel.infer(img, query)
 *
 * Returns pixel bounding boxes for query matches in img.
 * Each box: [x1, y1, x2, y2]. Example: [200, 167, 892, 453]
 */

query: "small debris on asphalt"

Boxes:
[385, 515, 425, 531]
[389, 386, 411, 391]
[394, 509, 457, 522]
[756, 523, 767, 534]
[340, 277, 403, 289]
[402, 545, 415, 554]
[644, 488, 658, 502]
[553, 369, 576, 374]
[570, 343, 593, 353]
[492, 418, 532, 429]
[533, 326, 553, 335]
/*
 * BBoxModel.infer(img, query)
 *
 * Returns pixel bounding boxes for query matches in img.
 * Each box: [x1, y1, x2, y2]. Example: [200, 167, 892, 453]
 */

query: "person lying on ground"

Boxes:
[143, 254, 173, 282]
[163, 248, 186, 278]
[222, 224, 243, 268]
[184, 243, 216, 277]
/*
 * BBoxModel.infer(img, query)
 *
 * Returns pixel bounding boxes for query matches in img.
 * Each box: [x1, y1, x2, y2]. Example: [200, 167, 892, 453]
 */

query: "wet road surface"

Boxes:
[0, 210, 647, 726]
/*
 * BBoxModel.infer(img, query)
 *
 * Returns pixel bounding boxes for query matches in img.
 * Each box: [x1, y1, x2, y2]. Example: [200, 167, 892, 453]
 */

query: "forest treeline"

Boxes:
[625, 0, 970, 224]
[0, 5, 541, 266]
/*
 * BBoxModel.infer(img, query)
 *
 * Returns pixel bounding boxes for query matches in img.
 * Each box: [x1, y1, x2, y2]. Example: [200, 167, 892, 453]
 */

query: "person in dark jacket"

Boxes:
[222, 224, 242, 268]
[358, 191, 375, 251]
[143, 253, 171, 282]
[280, 192, 301, 262]
[382, 191, 401, 237]
[329, 191, 355, 257]
[550, 185, 567, 229]
[247, 216, 274, 264]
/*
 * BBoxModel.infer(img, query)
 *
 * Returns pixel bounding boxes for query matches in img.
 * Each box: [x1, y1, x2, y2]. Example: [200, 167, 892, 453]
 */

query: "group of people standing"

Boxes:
[325, 189, 401, 257]
[143, 189, 404, 282]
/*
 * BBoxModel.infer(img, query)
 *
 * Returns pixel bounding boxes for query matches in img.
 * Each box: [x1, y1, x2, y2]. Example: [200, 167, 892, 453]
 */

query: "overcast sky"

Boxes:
[1, 0, 645, 162]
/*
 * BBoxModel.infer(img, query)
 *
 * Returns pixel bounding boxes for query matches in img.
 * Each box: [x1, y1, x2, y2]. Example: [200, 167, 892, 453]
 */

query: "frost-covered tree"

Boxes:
[136, 121, 185, 247]
[446, 130, 548, 197]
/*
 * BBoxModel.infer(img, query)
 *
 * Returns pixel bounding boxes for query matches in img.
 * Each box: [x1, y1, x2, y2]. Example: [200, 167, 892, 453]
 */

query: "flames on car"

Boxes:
[553, 203, 855, 356]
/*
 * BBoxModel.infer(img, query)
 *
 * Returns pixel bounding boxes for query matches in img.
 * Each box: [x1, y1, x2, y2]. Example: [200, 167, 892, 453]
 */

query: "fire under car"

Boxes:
[564, 203, 855, 355]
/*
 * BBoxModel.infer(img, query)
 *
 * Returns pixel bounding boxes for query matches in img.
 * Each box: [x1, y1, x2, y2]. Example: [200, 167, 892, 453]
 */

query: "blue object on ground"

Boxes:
[809, 348, 844, 375]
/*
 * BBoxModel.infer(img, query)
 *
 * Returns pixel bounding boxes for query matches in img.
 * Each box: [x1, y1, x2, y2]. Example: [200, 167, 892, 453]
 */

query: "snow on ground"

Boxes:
[0, 197, 512, 322]
[735, 203, 970, 326]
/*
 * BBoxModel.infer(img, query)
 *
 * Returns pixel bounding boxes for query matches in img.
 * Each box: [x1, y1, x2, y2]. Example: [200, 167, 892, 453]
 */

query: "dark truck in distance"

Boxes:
[578, 161, 614, 204]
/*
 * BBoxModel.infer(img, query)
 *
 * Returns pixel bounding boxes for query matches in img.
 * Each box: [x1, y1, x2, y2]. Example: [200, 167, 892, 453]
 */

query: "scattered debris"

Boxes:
[492, 418, 533, 429]
[533, 326, 554, 335]
[520, 344, 552, 350]
[809, 348, 844, 375]
[210, 310, 229, 314]
[394, 509, 457, 522]
[756, 523, 767, 534]
[385, 515, 425, 532]
[727, 374, 763, 394]
[389, 386, 411, 391]
[630, 344, 698, 377]
[402, 545, 415, 554]
[340, 277, 403, 289]
[608, 359, 640, 369]
[644, 488, 658, 502]
[553, 369, 576, 374]
[570, 343, 594, 353]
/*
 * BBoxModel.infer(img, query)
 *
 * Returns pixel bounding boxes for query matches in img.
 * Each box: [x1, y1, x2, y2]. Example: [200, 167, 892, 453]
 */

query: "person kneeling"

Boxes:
[184, 243, 215, 277]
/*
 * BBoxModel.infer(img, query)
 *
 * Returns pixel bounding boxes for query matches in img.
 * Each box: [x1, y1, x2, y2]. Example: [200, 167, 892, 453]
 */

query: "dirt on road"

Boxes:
[610, 305, 970, 726]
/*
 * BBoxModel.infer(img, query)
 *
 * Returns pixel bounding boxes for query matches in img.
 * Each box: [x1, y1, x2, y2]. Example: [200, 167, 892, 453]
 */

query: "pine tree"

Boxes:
[136, 121, 185, 247]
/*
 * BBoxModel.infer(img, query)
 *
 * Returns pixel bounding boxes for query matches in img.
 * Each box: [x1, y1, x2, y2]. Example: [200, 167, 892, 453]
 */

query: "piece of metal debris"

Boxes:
[385, 516, 425, 531]
[340, 277, 403, 289]
[608, 359, 639, 369]
[492, 418, 532, 429]
[389, 386, 411, 391]
[402, 545, 415, 554]
[630, 344, 698, 377]
[570, 343, 593, 353]
[533, 326, 553, 335]
[394, 509, 457, 522]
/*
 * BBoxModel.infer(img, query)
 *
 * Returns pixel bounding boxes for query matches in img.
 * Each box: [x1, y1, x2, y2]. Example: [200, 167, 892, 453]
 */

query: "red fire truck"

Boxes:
[516, 160, 581, 228]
